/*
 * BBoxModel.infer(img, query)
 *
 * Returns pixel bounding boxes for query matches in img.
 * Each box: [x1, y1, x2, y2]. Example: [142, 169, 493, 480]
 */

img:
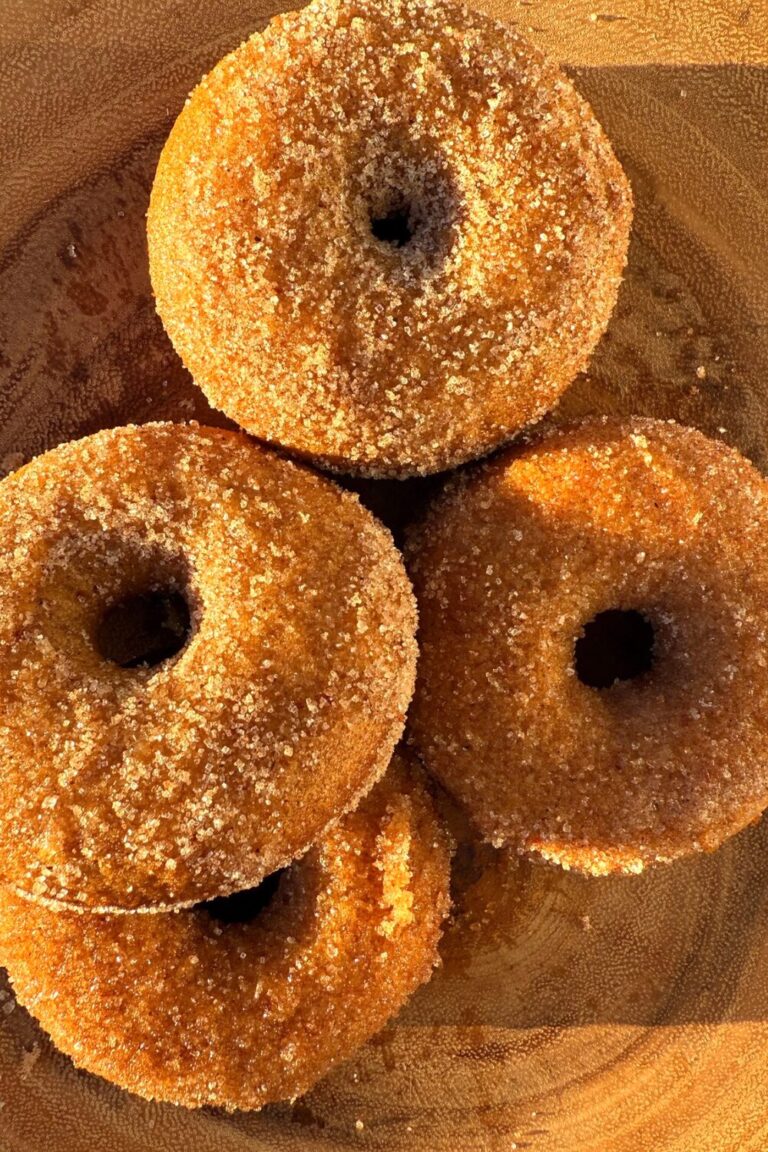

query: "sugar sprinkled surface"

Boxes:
[0, 755, 452, 1112]
[0, 422, 417, 912]
[407, 416, 768, 874]
[148, 0, 632, 478]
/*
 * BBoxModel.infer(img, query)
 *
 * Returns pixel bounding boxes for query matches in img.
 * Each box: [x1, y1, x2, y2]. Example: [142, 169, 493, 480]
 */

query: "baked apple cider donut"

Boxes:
[147, 0, 632, 478]
[0, 756, 451, 1111]
[0, 422, 417, 912]
[408, 418, 768, 875]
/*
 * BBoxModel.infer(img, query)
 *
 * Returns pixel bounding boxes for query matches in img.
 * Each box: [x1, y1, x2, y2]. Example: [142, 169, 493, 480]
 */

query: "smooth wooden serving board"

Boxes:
[1, 2, 768, 1149]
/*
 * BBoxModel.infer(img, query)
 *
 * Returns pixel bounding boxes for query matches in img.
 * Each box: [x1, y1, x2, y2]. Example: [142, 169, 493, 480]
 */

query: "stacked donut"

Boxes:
[2, 0, 768, 1118]
[0, 421, 451, 1110]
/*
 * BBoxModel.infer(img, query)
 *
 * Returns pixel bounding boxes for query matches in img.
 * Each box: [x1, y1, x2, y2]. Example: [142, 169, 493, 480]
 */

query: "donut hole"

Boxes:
[95, 588, 191, 670]
[574, 609, 655, 689]
[370, 200, 415, 248]
[360, 136, 460, 269]
[198, 867, 289, 925]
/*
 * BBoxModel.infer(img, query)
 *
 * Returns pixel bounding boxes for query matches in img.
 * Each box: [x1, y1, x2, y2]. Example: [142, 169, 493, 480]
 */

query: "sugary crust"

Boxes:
[0, 756, 452, 1111]
[0, 422, 417, 911]
[407, 417, 768, 874]
[148, 0, 632, 478]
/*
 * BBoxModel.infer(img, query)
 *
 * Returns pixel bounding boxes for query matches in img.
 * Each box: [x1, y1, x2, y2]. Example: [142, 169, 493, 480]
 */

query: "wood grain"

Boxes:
[0, 2, 767, 1149]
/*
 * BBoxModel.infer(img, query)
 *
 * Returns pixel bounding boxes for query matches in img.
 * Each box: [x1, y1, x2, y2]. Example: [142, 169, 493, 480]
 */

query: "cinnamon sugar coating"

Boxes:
[0, 422, 417, 911]
[148, 0, 632, 478]
[408, 418, 768, 874]
[0, 756, 451, 1112]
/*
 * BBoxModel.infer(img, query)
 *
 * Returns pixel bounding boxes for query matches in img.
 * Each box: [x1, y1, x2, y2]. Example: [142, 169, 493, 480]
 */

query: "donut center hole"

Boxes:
[575, 609, 655, 689]
[96, 588, 191, 669]
[199, 868, 288, 925]
[370, 201, 415, 248]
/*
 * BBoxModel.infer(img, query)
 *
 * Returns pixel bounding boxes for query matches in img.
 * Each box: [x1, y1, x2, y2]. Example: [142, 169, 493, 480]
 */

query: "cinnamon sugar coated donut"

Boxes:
[148, 0, 632, 478]
[0, 756, 451, 1111]
[0, 422, 416, 912]
[408, 417, 768, 875]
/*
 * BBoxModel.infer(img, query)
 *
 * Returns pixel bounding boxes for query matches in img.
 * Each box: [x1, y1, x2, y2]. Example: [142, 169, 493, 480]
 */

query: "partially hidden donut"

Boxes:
[407, 417, 768, 875]
[0, 755, 452, 1111]
[0, 422, 417, 912]
[147, 0, 632, 478]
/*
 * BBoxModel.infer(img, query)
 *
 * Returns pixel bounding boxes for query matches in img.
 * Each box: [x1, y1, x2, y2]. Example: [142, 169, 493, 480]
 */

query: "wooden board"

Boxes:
[1, 2, 768, 1149]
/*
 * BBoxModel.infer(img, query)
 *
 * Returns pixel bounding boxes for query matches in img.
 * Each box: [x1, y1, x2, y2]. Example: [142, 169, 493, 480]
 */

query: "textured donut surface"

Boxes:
[0, 756, 451, 1111]
[148, 0, 632, 477]
[408, 417, 768, 874]
[0, 422, 417, 911]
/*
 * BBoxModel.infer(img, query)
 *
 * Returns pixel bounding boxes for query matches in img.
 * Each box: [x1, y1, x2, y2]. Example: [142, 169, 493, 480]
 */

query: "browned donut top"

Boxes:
[408, 418, 768, 874]
[148, 0, 632, 477]
[0, 422, 417, 911]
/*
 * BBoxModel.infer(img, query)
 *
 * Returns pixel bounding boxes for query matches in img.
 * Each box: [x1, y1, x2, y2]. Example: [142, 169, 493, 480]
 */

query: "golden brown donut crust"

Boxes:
[0, 756, 451, 1112]
[148, 0, 632, 478]
[408, 417, 768, 875]
[0, 422, 417, 912]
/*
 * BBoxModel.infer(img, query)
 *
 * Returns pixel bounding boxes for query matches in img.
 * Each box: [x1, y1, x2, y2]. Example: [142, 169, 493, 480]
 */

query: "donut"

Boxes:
[0, 756, 452, 1111]
[0, 422, 417, 912]
[147, 0, 632, 478]
[407, 417, 768, 875]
